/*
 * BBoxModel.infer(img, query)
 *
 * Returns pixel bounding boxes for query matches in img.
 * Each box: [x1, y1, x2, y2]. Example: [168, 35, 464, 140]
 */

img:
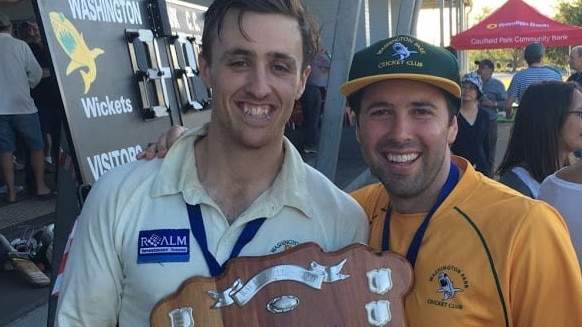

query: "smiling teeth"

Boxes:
[243, 106, 269, 118]
[387, 153, 418, 163]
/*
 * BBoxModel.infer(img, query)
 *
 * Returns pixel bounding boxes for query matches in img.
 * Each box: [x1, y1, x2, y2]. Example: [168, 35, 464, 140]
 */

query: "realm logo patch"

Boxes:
[137, 229, 190, 264]
[49, 12, 104, 94]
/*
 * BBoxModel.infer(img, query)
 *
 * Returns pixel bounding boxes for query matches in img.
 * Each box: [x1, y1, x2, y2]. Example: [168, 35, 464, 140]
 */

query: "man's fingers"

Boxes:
[155, 132, 169, 158]
[136, 126, 188, 160]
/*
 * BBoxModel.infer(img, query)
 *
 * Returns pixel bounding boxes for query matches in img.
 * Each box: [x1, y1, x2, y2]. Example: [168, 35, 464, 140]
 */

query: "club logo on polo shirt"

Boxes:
[426, 264, 469, 310]
[437, 272, 463, 300]
[269, 239, 300, 253]
[137, 229, 189, 263]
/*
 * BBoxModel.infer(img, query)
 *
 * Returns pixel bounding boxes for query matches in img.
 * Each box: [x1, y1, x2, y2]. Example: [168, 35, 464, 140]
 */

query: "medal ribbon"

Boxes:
[187, 204, 266, 276]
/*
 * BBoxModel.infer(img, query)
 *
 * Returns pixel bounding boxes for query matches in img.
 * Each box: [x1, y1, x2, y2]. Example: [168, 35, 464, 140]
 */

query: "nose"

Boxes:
[246, 66, 271, 99]
[388, 114, 413, 143]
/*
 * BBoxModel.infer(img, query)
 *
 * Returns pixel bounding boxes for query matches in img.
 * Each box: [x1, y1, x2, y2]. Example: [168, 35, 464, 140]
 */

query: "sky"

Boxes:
[417, 0, 564, 45]
[471, 0, 558, 18]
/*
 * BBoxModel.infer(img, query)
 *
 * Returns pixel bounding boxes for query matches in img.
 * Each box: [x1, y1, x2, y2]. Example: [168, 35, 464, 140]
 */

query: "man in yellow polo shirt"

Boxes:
[342, 35, 582, 327]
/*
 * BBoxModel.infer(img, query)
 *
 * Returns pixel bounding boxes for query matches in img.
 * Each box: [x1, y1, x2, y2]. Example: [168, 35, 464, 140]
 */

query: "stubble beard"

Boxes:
[369, 148, 447, 201]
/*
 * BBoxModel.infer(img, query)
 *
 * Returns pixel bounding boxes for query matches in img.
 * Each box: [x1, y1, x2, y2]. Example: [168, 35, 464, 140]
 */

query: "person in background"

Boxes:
[54, 1, 368, 326]
[299, 47, 331, 153]
[568, 45, 582, 86]
[20, 20, 63, 173]
[343, 35, 582, 326]
[444, 45, 457, 59]
[503, 42, 562, 119]
[451, 72, 491, 176]
[567, 45, 582, 158]
[538, 158, 582, 269]
[475, 58, 506, 174]
[497, 81, 582, 198]
[0, 12, 53, 203]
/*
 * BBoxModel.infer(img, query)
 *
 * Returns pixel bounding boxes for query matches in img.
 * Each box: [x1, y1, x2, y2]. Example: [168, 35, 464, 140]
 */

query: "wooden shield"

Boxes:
[150, 242, 413, 327]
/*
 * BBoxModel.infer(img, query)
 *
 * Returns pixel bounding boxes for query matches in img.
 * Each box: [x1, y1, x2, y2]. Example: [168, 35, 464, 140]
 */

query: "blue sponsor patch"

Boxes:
[137, 229, 190, 264]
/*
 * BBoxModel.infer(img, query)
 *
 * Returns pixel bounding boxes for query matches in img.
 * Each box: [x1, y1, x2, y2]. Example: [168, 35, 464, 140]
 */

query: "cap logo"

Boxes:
[375, 36, 426, 70]
[392, 42, 418, 60]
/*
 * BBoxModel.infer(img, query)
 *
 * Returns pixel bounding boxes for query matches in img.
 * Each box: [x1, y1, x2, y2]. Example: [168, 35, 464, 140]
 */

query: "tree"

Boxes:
[554, 0, 582, 26]
[546, 0, 582, 70]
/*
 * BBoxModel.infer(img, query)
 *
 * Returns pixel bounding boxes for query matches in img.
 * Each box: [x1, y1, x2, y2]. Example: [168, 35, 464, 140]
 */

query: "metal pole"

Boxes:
[315, 0, 362, 181]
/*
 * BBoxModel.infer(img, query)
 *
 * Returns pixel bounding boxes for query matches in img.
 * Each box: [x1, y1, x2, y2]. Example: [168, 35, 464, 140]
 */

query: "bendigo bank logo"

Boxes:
[487, 23, 498, 29]
[49, 12, 104, 94]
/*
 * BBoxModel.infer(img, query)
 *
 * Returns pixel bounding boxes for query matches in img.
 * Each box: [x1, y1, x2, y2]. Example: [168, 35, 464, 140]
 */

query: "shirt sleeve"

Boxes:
[509, 202, 582, 326]
[54, 180, 123, 327]
[506, 76, 519, 98]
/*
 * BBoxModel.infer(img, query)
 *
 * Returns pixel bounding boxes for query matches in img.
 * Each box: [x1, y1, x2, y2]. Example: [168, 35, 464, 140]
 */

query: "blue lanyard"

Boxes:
[186, 204, 266, 276]
[381, 161, 459, 267]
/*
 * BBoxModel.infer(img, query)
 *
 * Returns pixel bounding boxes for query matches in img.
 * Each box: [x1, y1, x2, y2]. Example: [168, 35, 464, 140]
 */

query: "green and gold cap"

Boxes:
[340, 35, 461, 98]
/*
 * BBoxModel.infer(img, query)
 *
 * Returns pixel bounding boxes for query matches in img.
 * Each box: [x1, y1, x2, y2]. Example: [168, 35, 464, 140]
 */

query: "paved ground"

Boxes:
[0, 166, 56, 327]
[0, 121, 513, 326]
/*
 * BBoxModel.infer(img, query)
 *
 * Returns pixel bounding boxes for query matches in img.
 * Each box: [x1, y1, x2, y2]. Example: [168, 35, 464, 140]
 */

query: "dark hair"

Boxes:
[201, 0, 319, 71]
[347, 86, 461, 125]
[496, 81, 581, 182]
[18, 21, 37, 41]
[525, 55, 542, 66]
[444, 46, 457, 59]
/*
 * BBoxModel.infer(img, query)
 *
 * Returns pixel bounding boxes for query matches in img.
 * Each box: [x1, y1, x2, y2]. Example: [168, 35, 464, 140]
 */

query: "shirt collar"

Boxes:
[150, 124, 313, 219]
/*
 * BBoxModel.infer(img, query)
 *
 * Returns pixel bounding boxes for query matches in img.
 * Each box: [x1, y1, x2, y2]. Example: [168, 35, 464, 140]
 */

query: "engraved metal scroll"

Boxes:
[207, 259, 349, 309]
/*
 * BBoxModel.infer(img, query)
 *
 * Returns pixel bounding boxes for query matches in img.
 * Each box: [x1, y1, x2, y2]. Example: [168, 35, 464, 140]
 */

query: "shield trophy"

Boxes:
[150, 242, 413, 327]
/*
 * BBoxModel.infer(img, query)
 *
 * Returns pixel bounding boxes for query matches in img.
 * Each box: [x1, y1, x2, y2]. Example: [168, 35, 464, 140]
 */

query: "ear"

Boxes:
[447, 115, 458, 145]
[198, 53, 212, 89]
[296, 65, 312, 100]
[355, 122, 361, 144]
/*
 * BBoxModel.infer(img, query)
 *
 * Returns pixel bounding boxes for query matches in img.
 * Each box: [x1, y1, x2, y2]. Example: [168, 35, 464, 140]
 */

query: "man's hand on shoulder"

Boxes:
[137, 125, 189, 160]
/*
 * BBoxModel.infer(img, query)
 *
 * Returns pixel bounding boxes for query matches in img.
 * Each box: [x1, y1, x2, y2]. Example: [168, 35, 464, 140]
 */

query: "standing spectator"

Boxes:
[538, 158, 582, 269]
[21, 20, 64, 172]
[568, 45, 582, 86]
[444, 45, 457, 59]
[497, 81, 582, 198]
[0, 11, 52, 203]
[475, 58, 506, 174]
[503, 42, 562, 119]
[567, 45, 582, 158]
[451, 72, 491, 176]
[300, 47, 331, 153]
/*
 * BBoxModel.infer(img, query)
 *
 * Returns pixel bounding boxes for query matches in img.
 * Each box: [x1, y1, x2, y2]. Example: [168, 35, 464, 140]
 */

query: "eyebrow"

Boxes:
[362, 99, 438, 111]
[362, 100, 392, 111]
[410, 100, 439, 109]
[222, 48, 253, 59]
[222, 48, 297, 63]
